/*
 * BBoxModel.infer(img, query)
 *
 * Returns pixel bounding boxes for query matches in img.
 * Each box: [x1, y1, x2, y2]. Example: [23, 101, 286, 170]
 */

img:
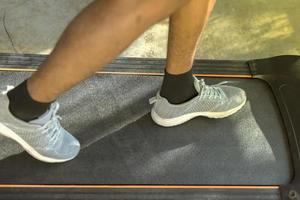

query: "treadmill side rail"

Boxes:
[249, 55, 300, 200]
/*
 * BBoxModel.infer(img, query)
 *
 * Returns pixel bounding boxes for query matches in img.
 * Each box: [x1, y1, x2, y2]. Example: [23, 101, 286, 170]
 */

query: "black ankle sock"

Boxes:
[7, 80, 52, 122]
[160, 69, 198, 104]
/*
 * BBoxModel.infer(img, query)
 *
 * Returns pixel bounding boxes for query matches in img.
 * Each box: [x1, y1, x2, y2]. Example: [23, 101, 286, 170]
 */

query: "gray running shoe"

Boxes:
[150, 77, 247, 127]
[0, 86, 80, 163]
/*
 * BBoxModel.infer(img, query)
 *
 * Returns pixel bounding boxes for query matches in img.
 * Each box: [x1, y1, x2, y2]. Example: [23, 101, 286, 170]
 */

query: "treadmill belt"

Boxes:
[0, 72, 292, 185]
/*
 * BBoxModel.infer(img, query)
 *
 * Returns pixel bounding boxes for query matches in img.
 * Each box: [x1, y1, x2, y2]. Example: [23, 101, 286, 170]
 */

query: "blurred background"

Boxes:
[0, 0, 299, 60]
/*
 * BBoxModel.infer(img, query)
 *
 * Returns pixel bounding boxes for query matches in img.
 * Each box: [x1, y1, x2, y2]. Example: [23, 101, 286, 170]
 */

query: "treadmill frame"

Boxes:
[0, 53, 299, 200]
[249, 55, 300, 200]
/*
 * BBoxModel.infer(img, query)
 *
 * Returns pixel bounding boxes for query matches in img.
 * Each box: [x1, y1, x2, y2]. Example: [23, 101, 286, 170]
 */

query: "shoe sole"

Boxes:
[151, 99, 247, 127]
[0, 123, 77, 163]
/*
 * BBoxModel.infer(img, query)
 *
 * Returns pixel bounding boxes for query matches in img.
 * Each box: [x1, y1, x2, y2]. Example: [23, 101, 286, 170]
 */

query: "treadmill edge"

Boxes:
[0, 53, 299, 200]
[249, 55, 300, 200]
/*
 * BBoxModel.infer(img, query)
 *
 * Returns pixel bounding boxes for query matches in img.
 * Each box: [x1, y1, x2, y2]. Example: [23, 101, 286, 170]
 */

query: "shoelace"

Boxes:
[38, 103, 62, 146]
[198, 79, 228, 100]
[1, 86, 14, 95]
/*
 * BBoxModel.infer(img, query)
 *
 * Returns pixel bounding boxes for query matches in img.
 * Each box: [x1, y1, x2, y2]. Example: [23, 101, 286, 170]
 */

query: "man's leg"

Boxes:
[8, 0, 188, 122]
[1, 0, 189, 163]
[151, 0, 247, 127]
[28, 0, 188, 103]
[161, 0, 216, 104]
[166, 0, 215, 75]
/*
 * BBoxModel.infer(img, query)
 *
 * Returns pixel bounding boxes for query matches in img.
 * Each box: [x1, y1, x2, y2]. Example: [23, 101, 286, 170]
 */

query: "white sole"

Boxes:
[0, 123, 76, 163]
[151, 99, 247, 127]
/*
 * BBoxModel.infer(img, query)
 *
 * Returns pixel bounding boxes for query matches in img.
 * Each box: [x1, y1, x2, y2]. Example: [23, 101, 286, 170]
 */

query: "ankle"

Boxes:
[160, 68, 198, 104]
[7, 80, 53, 122]
[27, 78, 56, 103]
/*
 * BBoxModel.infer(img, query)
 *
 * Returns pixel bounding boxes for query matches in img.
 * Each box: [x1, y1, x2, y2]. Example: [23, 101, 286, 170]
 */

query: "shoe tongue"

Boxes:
[29, 109, 52, 126]
[193, 77, 202, 93]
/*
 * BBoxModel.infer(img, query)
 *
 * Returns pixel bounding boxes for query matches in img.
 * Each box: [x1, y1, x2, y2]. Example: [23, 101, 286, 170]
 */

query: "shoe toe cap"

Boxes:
[61, 130, 81, 158]
[222, 86, 247, 108]
[46, 129, 81, 161]
[233, 87, 247, 104]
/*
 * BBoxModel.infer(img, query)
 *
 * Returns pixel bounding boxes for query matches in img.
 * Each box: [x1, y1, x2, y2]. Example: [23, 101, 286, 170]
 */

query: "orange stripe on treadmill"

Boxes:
[0, 68, 252, 78]
[193, 74, 252, 78]
[0, 184, 279, 189]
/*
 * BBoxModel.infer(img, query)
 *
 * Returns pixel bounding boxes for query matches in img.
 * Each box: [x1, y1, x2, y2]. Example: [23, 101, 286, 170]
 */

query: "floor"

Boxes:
[0, 0, 299, 60]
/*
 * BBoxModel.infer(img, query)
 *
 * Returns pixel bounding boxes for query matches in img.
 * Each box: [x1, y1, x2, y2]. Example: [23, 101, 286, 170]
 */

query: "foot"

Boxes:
[150, 77, 247, 127]
[0, 86, 80, 163]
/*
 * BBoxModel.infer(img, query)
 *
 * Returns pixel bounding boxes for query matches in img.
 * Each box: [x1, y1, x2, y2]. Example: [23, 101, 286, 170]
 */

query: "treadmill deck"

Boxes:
[0, 72, 292, 186]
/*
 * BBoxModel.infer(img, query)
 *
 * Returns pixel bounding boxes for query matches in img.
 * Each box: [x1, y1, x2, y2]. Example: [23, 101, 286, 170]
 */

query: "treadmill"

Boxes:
[0, 53, 299, 200]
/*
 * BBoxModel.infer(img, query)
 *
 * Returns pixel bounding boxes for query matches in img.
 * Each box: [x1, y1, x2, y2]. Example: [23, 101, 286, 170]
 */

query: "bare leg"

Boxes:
[166, 0, 216, 75]
[152, 0, 246, 127]
[27, 0, 189, 103]
[160, 0, 216, 105]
